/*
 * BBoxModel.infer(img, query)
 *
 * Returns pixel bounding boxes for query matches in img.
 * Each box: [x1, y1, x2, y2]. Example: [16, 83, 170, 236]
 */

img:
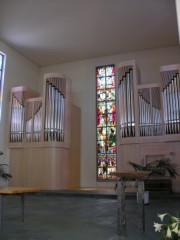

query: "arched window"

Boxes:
[0, 52, 6, 120]
[96, 65, 117, 180]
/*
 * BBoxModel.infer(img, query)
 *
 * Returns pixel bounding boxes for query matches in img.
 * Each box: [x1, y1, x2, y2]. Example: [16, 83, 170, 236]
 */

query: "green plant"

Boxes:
[154, 213, 180, 239]
[128, 158, 178, 178]
[0, 151, 12, 181]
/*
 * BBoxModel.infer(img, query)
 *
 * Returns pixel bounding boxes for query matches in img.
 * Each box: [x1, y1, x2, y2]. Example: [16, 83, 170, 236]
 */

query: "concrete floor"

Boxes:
[0, 191, 180, 240]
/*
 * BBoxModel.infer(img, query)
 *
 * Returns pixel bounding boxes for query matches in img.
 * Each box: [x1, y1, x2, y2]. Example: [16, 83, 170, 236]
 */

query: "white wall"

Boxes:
[0, 40, 40, 185]
[40, 46, 180, 188]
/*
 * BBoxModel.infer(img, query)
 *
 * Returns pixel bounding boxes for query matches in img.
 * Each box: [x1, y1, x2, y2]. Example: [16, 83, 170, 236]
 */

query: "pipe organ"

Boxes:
[8, 73, 80, 190]
[25, 97, 43, 143]
[44, 76, 66, 142]
[117, 61, 180, 192]
[117, 60, 140, 141]
[117, 61, 180, 141]
[138, 85, 162, 137]
[9, 74, 69, 144]
[9, 86, 39, 143]
[160, 64, 180, 135]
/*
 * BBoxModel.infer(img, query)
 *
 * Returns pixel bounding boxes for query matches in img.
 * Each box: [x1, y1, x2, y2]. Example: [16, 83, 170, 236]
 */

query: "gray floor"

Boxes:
[0, 192, 180, 240]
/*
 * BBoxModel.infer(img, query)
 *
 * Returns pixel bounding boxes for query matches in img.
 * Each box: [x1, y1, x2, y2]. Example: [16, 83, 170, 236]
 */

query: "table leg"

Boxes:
[0, 194, 3, 230]
[117, 180, 126, 236]
[21, 194, 25, 222]
[137, 180, 145, 233]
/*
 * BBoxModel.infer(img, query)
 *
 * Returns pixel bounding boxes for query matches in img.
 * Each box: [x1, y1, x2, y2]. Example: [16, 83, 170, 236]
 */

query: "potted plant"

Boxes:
[154, 213, 180, 239]
[128, 158, 178, 179]
[128, 158, 178, 203]
[0, 151, 12, 182]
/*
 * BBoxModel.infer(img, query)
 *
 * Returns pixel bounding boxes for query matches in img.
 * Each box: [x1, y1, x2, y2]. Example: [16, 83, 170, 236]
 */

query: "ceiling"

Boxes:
[0, 0, 179, 67]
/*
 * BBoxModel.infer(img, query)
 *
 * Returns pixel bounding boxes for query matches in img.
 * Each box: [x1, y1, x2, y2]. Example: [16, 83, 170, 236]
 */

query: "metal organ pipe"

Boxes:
[151, 87, 162, 136]
[130, 69, 135, 137]
[118, 66, 135, 138]
[25, 101, 33, 143]
[161, 69, 180, 135]
[117, 62, 180, 140]
[44, 77, 65, 142]
[10, 94, 24, 143]
[138, 89, 150, 137]
[32, 101, 42, 142]
[175, 73, 180, 133]
[138, 86, 162, 137]
[9, 76, 67, 145]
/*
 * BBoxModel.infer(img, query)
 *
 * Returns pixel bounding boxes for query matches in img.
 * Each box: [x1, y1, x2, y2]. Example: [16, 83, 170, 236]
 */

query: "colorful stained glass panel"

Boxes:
[97, 127, 107, 141]
[97, 77, 105, 89]
[106, 76, 115, 88]
[97, 102, 106, 114]
[97, 115, 106, 127]
[97, 89, 106, 101]
[106, 66, 115, 76]
[97, 141, 106, 153]
[106, 101, 116, 113]
[106, 89, 115, 100]
[96, 67, 106, 77]
[107, 154, 116, 166]
[96, 64, 117, 180]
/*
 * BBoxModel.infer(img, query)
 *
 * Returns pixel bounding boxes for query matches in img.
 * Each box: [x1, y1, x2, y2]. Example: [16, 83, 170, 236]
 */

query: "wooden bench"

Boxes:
[0, 187, 40, 230]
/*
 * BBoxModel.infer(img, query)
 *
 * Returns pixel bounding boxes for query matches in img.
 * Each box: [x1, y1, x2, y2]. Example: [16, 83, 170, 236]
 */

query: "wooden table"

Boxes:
[0, 187, 40, 229]
[112, 171, 150, 236]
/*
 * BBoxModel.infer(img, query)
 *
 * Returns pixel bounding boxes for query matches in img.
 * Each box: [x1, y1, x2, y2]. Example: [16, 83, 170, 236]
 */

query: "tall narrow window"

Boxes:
[96, 64, 117, 180]
[0, 52, 6, 120]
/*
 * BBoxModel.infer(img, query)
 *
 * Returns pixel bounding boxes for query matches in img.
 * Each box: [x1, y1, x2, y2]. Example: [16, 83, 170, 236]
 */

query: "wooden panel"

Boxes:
[69, 105, 81, 188]
[9, 149, 24, 187]
[23, 148, 43, 188]
[43, 148, 70, 190]
[0, 187, 40, 194]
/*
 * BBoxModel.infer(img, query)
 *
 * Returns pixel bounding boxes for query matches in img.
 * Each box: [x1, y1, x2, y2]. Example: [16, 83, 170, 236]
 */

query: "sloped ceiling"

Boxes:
[0, 0, 179, 66]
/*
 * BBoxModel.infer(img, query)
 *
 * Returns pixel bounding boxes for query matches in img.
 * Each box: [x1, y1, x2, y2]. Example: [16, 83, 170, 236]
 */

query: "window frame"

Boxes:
[96, 64, 117, 181]
[0, 51, 6, 120]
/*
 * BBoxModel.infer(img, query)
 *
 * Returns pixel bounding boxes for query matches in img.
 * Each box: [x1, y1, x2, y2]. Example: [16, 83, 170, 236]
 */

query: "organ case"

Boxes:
[8, 73, 80, 190]
[116, 61, 179, 143]
[116, 61, 180, 192]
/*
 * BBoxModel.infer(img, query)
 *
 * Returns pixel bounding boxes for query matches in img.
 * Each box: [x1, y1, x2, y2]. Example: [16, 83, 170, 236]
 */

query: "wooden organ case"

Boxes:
[8, 73, 80, 190]
[117, 61, 180, 192]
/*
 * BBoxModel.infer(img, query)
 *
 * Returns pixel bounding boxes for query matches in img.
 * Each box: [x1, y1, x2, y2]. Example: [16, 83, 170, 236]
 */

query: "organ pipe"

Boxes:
[44, 77, 66, 142]
[118, 64, 136, 138]
[25, 98, 42, 143]
[138, 86, 162, 137]
[117, 60, 166, 140]
[10, 93, 24, 142]
[9, 74, 68, 144]
[160, 66, 180, 135]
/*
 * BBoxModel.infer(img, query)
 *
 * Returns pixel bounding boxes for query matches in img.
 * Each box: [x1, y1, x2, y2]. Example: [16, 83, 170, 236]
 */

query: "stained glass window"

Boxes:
[0, 52, 6, 120]
[96, 65, 117, 180]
